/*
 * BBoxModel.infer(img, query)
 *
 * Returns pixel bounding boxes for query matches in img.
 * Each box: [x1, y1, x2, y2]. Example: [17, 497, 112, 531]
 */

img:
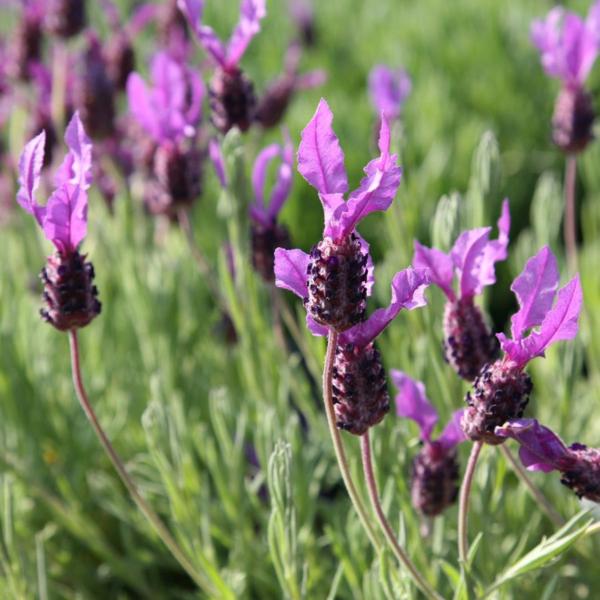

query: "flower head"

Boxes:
[17, 111, 93, 255]
[368, 65, 411, 121]
[393, 371, 466, 516]
[496, 419, 600, 503]
[178, 0, 266, 72]
[497, 245, 583, 369]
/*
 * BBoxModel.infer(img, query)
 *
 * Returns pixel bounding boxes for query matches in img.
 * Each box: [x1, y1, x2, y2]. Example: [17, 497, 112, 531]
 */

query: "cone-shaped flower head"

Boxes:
[249, 132, 294, 281]
[496, 419, 600, 503]
[179, 0, 265, 132]
[368, 65, 411, 121]
[16, 112, 101, 330]
[393, 371, 466, 516]
[462, 246, 582, 444]
[413, 201, 511, 380]
[531, 2, 600, 152]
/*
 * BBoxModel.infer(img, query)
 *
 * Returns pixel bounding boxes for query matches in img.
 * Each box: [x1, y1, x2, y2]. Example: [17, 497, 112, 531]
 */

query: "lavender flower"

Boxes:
[179, 0, 266, 133]
[496, 419, 600, 504]
[393, 371, 466, 517]
[45, 0, 86, 38]
[8, 1, 45, 81]
[462, 246, 582, 444]
[16, 112, 101, 330]
[274, 99, 430, 434]
[101, 0, 136, 90]
[249, 134, 294, 282]
[368, 65, 411, 121]
[531, 2, 600, 152]
[288, 0, 316, 47]
[413, 201, 510, 381]
[127, 51, 204, 216]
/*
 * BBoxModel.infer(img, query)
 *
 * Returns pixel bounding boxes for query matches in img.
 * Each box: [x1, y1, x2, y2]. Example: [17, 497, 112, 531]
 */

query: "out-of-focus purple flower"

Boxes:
[368, 65, 411, 121]
[531, 2, 600, 152]
[496, 419, 600, 503]
[249, 134, 294, 281]
[16, 112, 101, 330]
[413, 201, 510, 380]
[17, 111, 92, 254]
[393, 371, 465, 516]
[462, 246, 582, 444]
[7, 1, 45, 81]
[288, 0, 316, 47]
[255, 43, 327, 129]
[208, 138, 228, 189]
[45, 0, 86, 38]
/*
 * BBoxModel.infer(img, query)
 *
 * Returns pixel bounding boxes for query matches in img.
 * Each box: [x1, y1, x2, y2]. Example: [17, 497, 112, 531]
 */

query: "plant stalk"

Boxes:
[68, 330, 211, 593]
[360, 431, 442, 600]
[564, 155, 578, 272]
[458, 441, 483, 564]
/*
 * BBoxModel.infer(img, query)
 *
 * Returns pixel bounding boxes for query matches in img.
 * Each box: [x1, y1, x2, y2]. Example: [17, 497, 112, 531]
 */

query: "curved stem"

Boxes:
[458, 441, 483, 565]
[322, 330, 381, 551]
[499, 444, 563, 527]
[586, 522, 600, 538]
[360, 431, 442, 600]
[68, 330, 211, 593]
[564, 155, 578, 272]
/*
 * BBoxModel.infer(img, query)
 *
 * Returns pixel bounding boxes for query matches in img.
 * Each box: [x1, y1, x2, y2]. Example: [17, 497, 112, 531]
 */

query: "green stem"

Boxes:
[564, 155, 578, 272]
[322, 330, 381, 550]
[360, 431, 442, 600]
[458, 441, 483, 564]
[68, 330, 213, 594]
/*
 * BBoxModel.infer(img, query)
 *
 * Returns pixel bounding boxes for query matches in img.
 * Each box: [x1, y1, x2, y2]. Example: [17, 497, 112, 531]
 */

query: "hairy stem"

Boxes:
[499, 444, 563, 527]
[564, 155, 578, 272]
[322, 330, 381, 551]
[458, 441, 483, 564]
[360, 431, 442, 600]
[68, 330, 212, 593]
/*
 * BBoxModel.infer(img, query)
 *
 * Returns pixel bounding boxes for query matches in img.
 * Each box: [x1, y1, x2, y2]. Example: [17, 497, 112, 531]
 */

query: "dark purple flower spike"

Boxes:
[127, 51, 205, 216]
[462, 246, 582, 444]
[16, 112, 101, 331]
[179, 0, 266, 133]
[368, 65, 412, 122]
[249, 134, 294, 282]
[255, 43, 326, 129]
[393, 371, 466, 517]
[100, 0, 136, 90]
[496, 419, 600, 504]
[413, 201, 510, 381]
[288, 0, 316, 47]
[8, 1, 45, 81]
[45, 0, 86, 38]
[532, 2, 600, 153]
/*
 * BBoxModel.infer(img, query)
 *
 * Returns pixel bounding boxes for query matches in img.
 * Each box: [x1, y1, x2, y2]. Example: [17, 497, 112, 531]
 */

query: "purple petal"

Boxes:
[178, 0, 227, 66]
[437, 409, 467, 451]
[16, 130, 46, 217]
[297, 99, 348, 196]
[274, 247, 309, 299]
[368, 65, 411, 119]
[252, 144, 280, 207]
[64, 111, 93, 192]
[209, 138, 228, 189]
[412, 241, 455, 300]
[476, 199, 511, 292]
[495, 419, 571, 473]
[226, 0, 267, 67]
[295, 69, 327, 90]
[391, 370, 438, 442]
[127, 72, 161, 140]
[339, 267, 430, 348]
[500, 275, 583, 366]
[451, 227, 492, 298]
[306, 314, 328, 337]
[327, 115, 401, 239]
[267, 136, 294, 221]
[510, 246, 559, 341]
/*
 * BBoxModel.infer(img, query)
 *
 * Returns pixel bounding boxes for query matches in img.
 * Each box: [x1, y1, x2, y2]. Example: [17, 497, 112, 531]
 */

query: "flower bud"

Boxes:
[332, 341, 390, 435]
[40, 251, 101, 331]
[209, 67, 256, 134]
[560, 444, 600, 503]
[251, 221, 291, 282]
[552, 86, 595, 154]
[255, 76, 295, 129]
[104, 31, 135, 90]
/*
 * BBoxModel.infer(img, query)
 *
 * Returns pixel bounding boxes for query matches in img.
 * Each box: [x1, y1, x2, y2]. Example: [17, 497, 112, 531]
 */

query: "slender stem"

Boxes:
[499, 444, 563, 527]
[458, 441, 483, 564]
[586, 523, 600, 538]
[360, 431, 441, 600]
[322, 330, 381, 551]
[68, 330, 211, 593]
[270, 285, 286, 351]
[564, 155, 578, 272]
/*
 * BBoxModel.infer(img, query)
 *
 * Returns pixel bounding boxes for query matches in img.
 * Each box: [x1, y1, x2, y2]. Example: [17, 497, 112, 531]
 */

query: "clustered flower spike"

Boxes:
[393, 372, 465, 517]
[274, 99, 430, 434]
[413, 201, 510, 380]
[462, 246, 582, 444]
[496, 419, 600, 503]
[179, 0, 266, 133]
[531, 2, 600, 152]
[368, 65, 412, 121]
[16, 112, 101, 330]
[249, 133, 294, 281]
